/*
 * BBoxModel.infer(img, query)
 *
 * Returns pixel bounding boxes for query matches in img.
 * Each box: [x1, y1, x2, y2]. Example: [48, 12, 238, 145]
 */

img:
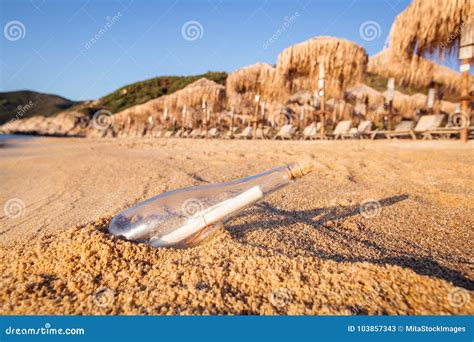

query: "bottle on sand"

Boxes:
[109, 161, 314, 248]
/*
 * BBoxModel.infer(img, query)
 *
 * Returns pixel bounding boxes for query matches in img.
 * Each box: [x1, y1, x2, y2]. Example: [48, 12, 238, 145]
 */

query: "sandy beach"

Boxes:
[0, 136, 472, 315]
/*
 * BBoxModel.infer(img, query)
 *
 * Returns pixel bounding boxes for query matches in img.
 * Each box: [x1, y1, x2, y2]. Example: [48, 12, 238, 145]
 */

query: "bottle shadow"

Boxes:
[226, 194, 474, 290]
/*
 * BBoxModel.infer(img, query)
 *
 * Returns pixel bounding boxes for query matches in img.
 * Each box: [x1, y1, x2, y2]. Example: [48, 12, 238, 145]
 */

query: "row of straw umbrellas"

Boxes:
[111, 90, 460, 140]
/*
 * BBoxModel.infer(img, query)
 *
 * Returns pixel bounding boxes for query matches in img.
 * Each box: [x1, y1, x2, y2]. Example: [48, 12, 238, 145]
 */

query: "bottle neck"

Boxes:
[286, 162, 305, 180]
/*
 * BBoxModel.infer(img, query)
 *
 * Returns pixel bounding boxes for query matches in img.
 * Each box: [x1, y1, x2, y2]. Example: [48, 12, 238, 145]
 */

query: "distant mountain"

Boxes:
[0, 90, 78, 124]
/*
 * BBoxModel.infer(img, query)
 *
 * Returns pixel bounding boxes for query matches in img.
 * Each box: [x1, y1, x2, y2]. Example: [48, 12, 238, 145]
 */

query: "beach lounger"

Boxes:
[353, 120, 374, 139]
[338, 120, 374, 139]
[304, 122, 324, 140]
[302, 123, 316, 140]
[326, 120, 352, 140]
[224, 127, 239, 139]
[274, 125, 296, 140]
[264, 127, 273, 138]
[236, 126, 253, 139]
[423, 124, 474, 140]
[189, 129, 202, 139]
[290, 126, 298, 137]
[371, 121, 415, 139]
[385, 115, 444, 140]
[198, 128, 219, 138]
[207, 127, 219, 138]
[256, 127, 271, 139]
[344, 127, 358, 139]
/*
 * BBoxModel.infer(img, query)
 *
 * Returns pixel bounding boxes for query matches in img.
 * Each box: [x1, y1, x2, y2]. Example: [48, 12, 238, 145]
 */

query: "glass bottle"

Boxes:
[109, 161, 313, 248]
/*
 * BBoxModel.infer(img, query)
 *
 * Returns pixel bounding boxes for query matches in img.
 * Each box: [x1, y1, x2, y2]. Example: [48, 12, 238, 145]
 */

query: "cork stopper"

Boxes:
[287, 160, 314, 179]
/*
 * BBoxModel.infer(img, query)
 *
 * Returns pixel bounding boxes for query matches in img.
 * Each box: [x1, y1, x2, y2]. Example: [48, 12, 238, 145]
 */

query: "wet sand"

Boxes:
[0, 136, 473, 314]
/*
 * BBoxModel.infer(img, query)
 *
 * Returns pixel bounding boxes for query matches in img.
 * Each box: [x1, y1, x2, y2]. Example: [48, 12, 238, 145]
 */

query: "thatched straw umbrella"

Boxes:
[368, 49, 469, 95]
[377, 90, 457, 119]
[226, 62, 286, 129]
[226, 37, 367, 130]
[114, 78, 226, 134]
[275, 36, 368, 99]
[388, 0, 472, 140]
[163, 78, 225, 116]
[226, 63, 276, 114]
[389, 0, 472, 59]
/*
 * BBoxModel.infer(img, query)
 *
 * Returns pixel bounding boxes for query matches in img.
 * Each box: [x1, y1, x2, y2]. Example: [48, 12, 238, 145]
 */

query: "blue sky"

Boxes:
[1, 0, 417, 100]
